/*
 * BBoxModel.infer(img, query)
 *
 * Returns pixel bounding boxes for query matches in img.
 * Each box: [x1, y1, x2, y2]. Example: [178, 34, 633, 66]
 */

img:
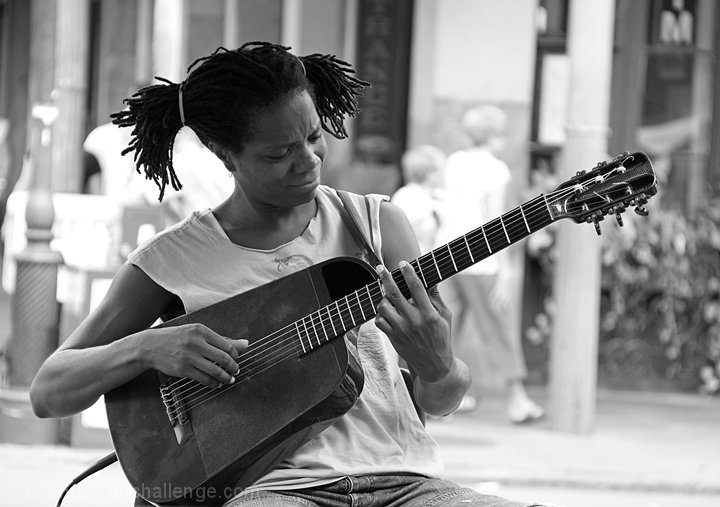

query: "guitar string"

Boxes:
[162, 173, 638, 412]
[160, 190, 584, 416]
[161, 178, 616, 412]
[162, 286, 374, 398]
[166, 166, 651, 415]
[163, 189, 630, 417]
[160, 181, 604, 411]
[163, 285, 384, 413]
[160, 185, 573, 400]
[162, 197, 564, 415]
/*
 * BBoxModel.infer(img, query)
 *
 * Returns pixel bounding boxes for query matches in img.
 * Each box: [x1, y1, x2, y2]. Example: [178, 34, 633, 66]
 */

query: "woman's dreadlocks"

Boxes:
[110, 41, 369, 201]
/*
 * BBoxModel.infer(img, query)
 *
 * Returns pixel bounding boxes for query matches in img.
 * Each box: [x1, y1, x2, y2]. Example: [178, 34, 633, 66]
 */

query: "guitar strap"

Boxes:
[335, 190, 424, 422]
[335, 190, 382, 267]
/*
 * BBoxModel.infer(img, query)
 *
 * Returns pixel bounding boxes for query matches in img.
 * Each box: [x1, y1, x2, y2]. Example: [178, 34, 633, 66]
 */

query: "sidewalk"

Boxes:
[428, 386, 720, 506]
[0, 386, 718, 507]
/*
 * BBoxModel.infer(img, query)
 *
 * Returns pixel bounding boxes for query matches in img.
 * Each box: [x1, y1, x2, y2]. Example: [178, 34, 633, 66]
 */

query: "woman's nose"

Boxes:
[294, 145, 321, 173]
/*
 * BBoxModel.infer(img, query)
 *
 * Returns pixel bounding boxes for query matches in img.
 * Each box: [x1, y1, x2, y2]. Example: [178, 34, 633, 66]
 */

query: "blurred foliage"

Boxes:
[600, 198, 720, 395]
[524, 168, 720, 395]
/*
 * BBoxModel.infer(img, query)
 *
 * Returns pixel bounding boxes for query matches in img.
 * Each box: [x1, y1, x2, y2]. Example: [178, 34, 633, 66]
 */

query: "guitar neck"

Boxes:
[395, 193, 555, 294]
[295, 194, 555, 355]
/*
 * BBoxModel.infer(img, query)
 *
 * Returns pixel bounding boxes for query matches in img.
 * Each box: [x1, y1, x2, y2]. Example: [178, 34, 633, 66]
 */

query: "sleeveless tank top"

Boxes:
[127, 185, 444, 492]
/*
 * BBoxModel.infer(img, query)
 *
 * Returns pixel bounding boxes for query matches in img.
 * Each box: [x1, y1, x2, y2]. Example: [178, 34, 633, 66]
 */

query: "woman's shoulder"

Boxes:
[317, 184, 389, 212]
[126, 210, 213, 263]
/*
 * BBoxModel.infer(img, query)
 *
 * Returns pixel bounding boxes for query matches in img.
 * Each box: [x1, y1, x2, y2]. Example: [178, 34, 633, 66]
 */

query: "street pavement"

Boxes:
[1, 385, 719, 507]
[1, 285, 720, 506]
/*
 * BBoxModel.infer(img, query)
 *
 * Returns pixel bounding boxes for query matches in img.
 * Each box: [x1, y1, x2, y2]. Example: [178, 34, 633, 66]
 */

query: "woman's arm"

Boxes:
[30, 263, 244, 418]
[377, 201, 471, 416]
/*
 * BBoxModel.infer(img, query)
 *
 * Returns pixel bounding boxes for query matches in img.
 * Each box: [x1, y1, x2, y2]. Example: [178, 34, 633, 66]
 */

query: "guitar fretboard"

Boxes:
[294, 194, 555, 355]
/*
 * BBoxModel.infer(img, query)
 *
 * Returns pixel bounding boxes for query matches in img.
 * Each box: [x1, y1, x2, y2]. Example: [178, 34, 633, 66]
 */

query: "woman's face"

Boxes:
[225, 90, 328, 210]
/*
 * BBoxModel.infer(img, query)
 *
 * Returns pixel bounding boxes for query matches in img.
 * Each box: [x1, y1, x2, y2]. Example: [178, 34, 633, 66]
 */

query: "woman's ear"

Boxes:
[208, 142, 235, 173]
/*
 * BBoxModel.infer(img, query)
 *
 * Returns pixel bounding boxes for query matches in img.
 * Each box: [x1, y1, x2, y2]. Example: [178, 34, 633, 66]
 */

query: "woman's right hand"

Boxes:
[137, 323, 249, 388]
[31, 264, 251, 419]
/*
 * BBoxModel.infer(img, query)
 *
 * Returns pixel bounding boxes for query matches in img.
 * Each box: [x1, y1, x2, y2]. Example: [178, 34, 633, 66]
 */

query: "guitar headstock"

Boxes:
[547, 151, 658, 234]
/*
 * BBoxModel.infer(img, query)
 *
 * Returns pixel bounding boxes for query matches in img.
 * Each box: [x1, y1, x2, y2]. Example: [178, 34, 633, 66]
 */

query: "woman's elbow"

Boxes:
[29, 365, 67, 418]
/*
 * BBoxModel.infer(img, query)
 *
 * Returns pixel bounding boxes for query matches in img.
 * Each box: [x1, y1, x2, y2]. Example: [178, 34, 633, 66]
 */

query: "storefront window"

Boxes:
[635, 0, 715, 211]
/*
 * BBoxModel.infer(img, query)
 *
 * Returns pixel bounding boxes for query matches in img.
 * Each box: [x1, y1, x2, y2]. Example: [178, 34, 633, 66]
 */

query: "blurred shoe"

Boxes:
[507, 381, 545, 424]
[508, 402, 545, 425]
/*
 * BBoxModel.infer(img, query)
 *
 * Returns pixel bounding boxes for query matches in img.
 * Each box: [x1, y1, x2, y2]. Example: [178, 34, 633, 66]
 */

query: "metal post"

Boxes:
[0, 104, 63, 444]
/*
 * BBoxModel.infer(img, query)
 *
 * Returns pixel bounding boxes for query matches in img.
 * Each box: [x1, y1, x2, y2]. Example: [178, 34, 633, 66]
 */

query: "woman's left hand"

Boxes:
[373, 261, 453, 382]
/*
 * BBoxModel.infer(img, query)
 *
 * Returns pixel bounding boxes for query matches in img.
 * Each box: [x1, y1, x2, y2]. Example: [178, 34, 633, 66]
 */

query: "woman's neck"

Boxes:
[212, 196, 317, 249]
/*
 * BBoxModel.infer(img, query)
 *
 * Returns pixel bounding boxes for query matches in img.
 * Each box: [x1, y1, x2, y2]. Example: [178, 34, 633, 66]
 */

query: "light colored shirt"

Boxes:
[127, 185, 444, 493]
[83, 122, 156, 205]
[391, 183, 444, 254]
[439, 148, 511, 275]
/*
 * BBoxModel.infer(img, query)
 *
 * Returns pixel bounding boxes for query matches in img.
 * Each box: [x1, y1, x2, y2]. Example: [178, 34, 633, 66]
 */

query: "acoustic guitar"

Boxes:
[105, 151, 658, 506]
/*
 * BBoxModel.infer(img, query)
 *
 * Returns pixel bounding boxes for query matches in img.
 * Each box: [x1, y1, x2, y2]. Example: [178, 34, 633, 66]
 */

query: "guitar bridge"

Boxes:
[159, 381, 192, 444]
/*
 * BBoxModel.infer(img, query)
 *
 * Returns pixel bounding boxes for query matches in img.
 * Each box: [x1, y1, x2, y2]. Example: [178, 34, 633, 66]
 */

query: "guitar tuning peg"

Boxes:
[594, 219, 602, 235]
[635, 205, 649, 217]
[613, 205, 625, 226]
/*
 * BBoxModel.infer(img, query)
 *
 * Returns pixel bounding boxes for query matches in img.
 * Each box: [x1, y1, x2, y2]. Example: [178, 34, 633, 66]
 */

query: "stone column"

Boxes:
[549, 0, 616, 434]
[52, 0, 90, 193]
[0, 106, 63, 445]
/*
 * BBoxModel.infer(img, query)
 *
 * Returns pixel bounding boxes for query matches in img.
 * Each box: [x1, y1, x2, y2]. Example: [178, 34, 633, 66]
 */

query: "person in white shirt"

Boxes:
[391, 145, 446, 254]
[439, 105, 544, 424]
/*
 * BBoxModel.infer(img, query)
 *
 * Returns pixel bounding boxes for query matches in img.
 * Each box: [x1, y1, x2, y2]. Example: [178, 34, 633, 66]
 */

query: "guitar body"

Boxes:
[105, 256, 375, 506]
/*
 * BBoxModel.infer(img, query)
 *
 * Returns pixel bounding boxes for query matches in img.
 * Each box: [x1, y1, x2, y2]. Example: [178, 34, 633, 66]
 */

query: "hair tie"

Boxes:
[178, 82, 187, 126]
[298, 57, 306, 76]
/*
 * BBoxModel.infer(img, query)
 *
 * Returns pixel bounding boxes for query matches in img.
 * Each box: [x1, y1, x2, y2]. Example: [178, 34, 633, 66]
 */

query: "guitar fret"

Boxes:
[308, 316, 321, 347]
[356, 292, 366, 321]
[463, 235, 475, 263]
[303, 319, 314, 350]
[414, 259, 427, 287]
[301, 319, 312, 350]
[295, 322, 307, 354]
[316, 311, 329, 342]
[335, 301, 345, 331]
[327, 305, 337, 337]
[500, 216, 511, 243]
[431, 250, 441, 280]
[376, 281, 385, 302]
[519, 205, 531, 233]
[481, 225, 492, 253]
[366, 285, 375, 312]
[542, 194, 553, 217]
[345, 295, 356, 326]
[446, 244, 457, 272]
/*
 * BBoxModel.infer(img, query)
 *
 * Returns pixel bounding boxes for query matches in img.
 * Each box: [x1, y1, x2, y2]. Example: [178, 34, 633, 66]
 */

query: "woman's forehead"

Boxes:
[249, 92, 319, 146]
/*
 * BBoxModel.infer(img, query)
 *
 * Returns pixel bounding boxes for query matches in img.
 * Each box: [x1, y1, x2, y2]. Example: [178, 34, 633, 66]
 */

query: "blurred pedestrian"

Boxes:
[391, 145, 446, 254]
[439, 105, 544, 424]
[160, 127, 233, 224]
[83, 83, 157, 206]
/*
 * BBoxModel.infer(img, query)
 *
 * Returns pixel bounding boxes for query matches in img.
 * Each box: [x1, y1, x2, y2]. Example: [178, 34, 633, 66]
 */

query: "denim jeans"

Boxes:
[223, 474, 547, 507]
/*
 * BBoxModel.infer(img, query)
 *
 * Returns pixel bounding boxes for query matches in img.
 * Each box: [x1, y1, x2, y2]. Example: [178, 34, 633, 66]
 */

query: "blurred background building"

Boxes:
[0, 0, 718, 444]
